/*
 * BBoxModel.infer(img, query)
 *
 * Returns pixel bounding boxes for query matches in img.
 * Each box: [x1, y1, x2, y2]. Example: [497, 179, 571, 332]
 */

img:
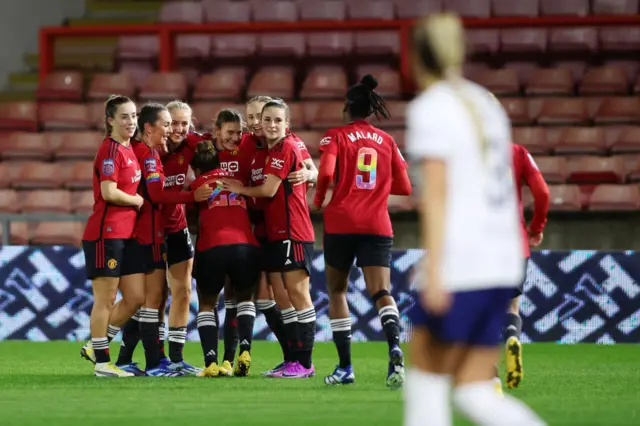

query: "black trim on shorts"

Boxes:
[323, 233, 393, 272]
[126, 240, 167, 275]
[195, 244, 261, 299]
[264, 239, 313, 275]
[165, 227, 194, 266]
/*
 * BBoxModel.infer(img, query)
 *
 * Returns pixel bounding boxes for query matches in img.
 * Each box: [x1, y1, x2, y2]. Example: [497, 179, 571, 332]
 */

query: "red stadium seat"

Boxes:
[12, 162, 66, 189]
[88, 73, 136, 100]
[383, 101, 407, 129]
[203, 0, 251, 22]
[396, 0, 443, 19]
[138, 73, 188, 102]
[304, 101, 344, 130]
[65, 161, 94, 189]
[610, 126, 640, 154]
[466, 30, 500, 55]
[445, 0, 491, 17]
[540, 0, 589, 15]
[500, 29, 547, 53]
[0, 132, 52, 161]
[0, 222, 29, 245]
[176, 36, 211, 59]
[117, 36, 159, 60]
[300, 67, 348, 100]
[0, 161, 27, 188]
[37, 71, 83, 102]
[0, 102, 38, 132]
[31, 221, 83, 246]
[526, 69, 574, 96]
[593, 97, 640, 124]
[88, 102, 107, 131]
[473, 69, 520, 96]
[39, 103, 91, 130]
[49, 131, 103, 160]
[247, 68, 295, 99]
[599, 27, 640, 51]
[0, 189, 20, 213]
[72, 190, 94, 214]
[293, 130, 323, 157]
[580, 67, 629, 95]
[354, 32, 400, 55]
[548, 27, 598, 53]
[253, 0, 298, 21]
[567, 156, 626, 183]
[307, 33, 353, 57]
[555, 127, 608, 155]
[589, 184, 640, 210]
[118, 62, 154, 88]
[592, 0, 639, 15]
[347, 0, 395, 19]
[500, 98, 532, 125]
[21, 190, 72, 213]
[288, 102, 306, 130]
[191, 102, 245, 132]
[193, 68, 247, 101]
[536, 98, 588, 125]
[547, 185, 583, 211]
[512, 127, 549, 155]
[159, 1, 203, 23]
[355, 66, 401, 98]
[534, 156, 568, 183]
[492, 0, 539, 17]
[259, 34, 305, 57]
[299, 0, 346, 20]
[210, 35, 257, 58]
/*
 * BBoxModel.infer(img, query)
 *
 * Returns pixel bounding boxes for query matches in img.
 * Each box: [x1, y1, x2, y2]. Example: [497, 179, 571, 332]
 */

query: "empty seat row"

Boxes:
[157, 0, 639, 22]
[0, 132, 104, 160]
[0, 221, 85, 246]
[523, 184, 640, 211]
[514, 126, 640, 155]
[534, 155, 640, 184]
[0, 161, 95, 189]
[0, 189, 93, 214]
[38, 67, 402, 103]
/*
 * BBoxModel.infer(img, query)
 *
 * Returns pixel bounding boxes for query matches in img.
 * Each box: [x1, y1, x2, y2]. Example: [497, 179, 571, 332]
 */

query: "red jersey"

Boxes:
[512, 144, 549, 257]
[290, 132, 312, 162]
[191, 170, 257, 251]
[161, 132, 206, 234]
[263, 135, 315, 242]
[216, 135, 255, 184]
[318, 120, 408, 237]
[248, 136, 269, 238]
[132, 140, 164, 245]
[83, 137, 141, 241]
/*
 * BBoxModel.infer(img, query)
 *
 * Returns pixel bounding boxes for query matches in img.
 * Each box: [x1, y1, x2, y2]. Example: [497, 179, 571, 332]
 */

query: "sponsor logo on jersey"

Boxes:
[164, 174, 186, 187]
[132, 169, 141, 183]
[220, 161, 239, 172]
[270, 158, 285, 170]
[319, 137, 331, 146]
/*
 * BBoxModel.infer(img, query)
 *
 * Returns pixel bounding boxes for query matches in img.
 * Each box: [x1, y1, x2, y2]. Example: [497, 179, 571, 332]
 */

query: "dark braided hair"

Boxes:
[344, 74, 390, 121]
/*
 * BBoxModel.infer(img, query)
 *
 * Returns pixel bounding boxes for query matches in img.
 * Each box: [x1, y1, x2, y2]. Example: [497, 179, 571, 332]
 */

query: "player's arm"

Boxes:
[522, 150, 550, 237]
[390, 144, 412, 196]
[221, 147, 293, 198]
[143, 156, 212, 204]
[301, 158, 318, 184]
[287, 138, 318, 185]
[99, 151, 143, 207]
[313, 132, 338, 208]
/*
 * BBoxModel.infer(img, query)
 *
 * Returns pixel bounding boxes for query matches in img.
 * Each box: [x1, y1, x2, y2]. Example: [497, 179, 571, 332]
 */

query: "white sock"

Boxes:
[454, 381, 547, 426]
[404, 368, 452, 426]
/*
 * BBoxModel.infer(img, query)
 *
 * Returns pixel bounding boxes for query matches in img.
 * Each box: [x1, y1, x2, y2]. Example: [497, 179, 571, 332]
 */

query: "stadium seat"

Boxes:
[39, 103, 91, 130]
[0, 102, 38, 132]
[466, 30, 500, 55]
[445, 0, 491, 17]
[593, 97, 640, 124]
[203, 0, 251, 22]
[247, 67, 295, 99]
[355, 66, 401, 98]
[500, 29, 547, 53]
[589, 184, 640, 210]
[0, 161, 25, 188]
[254, 0, 298, 21]
[395, 0, 443, 19]
[88, 102, 107, 131]
[50, 131, 103, 160]
[592, 0, 639, 14]
[599, 27, 640, 51]
[537, 98, 588, 125]
[387, 129, 406, 150]
[88, 73, 136, 100]
[526, 69, 574, 96]
[548, 27, 598, 53]
[138, 72, 188, 102]
[304, 101, 344, 130]
[300, 67, 348, 100]
[37, 71, 83, 102]
[540, 0, 589, 15]
[307, 33, 353, 57]
[555, 127, 608, 155]
[299, 0, 346, 20]
[580, 67, 629, 95]
[210, 35, 257, 58]
[293, 130, 323, 157]
[31, 221, 83, 246]
[534, 156, 568, 183]
[347, 0, 395, 19]
[513, 127, 549, 154]
[547, 185, 583, 211]
[473, 69, 519, 96]
[193, 68, 247, 101]
[0, 189, 20, 213]
[610, 126, 640, 154]
[354, 31, 400, 55]
[71, 190, 94, 214]
[191, 102, 245, 131]
[383, 101, 407, 129]
[492, 0, 539, 17]
[500, 98, 532, 125]
[259, 33, 306, 57]
[118, 62, 155, 88]
[65, 161, 94, 189]
[21, 190, 72, 213]
[12, 162, 65, 189]
[117, 36, 159, 60]
[158, 1, 203, 23]
[567, 156, 626, 183]
[0, 132, 52, 161]
[288, 102, 306, 129]
[0, 221, 29, 245]
[176, 36, 211, 59]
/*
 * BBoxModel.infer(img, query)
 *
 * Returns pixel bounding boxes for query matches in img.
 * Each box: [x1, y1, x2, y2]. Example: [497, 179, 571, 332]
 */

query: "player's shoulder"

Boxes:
[185, 131, 212, 150]
[97, 136, 128, 159]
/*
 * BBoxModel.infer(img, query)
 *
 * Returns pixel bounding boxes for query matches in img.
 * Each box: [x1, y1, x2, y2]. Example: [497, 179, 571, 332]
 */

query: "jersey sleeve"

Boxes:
[318, 129, 338, 156]
[141, 150, 162, 186]
[390, 143, 412, 196]
[264, 143, 294, 181]
[406, 98, 451, 160]
[144, 150, 195, 204]
[521, 148, 540, 180]
[97, 144, 122, 183]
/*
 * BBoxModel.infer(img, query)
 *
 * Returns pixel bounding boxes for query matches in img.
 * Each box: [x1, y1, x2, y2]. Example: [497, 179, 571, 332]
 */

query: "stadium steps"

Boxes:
[7, 73, 39, 92]
[67, 17, 157, 26]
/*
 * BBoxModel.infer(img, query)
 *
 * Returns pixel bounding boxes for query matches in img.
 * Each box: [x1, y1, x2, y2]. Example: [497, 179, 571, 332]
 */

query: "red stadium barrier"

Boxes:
[39, 16, 640, 94]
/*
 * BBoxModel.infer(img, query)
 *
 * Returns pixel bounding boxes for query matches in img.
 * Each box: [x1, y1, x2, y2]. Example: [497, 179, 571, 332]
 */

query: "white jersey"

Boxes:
[407, 80, 524, 292]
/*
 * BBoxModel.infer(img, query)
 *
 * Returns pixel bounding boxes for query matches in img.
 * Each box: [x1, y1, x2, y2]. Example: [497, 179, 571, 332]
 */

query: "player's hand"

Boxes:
[219, 178, 244, 194]
[194, 184, 213, 202]
[421, 277, 452, 316]
[309, 203, 322, 213]
[528, 231, 543, 247]
[133, 194, 144, 210]
[287, 168, 310, 186]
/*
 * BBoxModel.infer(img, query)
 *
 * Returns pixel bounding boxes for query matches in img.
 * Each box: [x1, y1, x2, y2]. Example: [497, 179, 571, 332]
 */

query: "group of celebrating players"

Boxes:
[79, 73, 410, 388]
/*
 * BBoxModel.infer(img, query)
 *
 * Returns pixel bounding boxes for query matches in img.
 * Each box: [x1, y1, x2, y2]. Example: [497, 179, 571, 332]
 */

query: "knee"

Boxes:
[123, 289, 145, 309]
[95, 292, 117, 310]
[172, 282, 192, 306]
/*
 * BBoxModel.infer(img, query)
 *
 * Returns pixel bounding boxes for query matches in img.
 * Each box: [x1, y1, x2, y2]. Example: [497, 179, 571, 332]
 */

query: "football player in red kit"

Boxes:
[503, 143, 549, 389]
[81, 95, 144, 377]
[221, 100, 316, 378]
[313, 75, 412, 388]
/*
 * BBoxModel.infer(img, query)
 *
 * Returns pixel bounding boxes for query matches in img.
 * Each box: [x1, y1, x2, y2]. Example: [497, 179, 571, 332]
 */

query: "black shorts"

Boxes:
[126, 240, 167, 275]
[265, 239, 314, 274]
[513, 258, 530, 297]
[82, 238, 139, 280]
[256, 237, 268, 271]
[195, 244, 261, 298]
[323, 233, 393, 272]
[165, 228, 194, 267]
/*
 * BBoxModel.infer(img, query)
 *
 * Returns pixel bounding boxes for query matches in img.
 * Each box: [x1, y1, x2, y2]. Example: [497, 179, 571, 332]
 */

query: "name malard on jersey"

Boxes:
[347, 131, 383, 145]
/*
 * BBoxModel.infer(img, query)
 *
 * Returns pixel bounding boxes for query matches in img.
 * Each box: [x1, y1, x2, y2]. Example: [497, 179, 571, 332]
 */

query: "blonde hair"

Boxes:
[166, 100, 195, 131]
[414, 13, 487, 159]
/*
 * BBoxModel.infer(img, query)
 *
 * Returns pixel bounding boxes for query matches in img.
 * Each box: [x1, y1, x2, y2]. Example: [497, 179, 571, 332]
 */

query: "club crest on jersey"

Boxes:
[144, 158, 156, 172]
[178, 155, 185, 165]
[107, 258, 117, 269]
[102, 158, 115, 176]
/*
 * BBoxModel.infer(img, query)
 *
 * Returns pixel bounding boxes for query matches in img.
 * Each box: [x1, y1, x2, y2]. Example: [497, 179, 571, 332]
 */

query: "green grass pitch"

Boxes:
[0, 341, 638, 425]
